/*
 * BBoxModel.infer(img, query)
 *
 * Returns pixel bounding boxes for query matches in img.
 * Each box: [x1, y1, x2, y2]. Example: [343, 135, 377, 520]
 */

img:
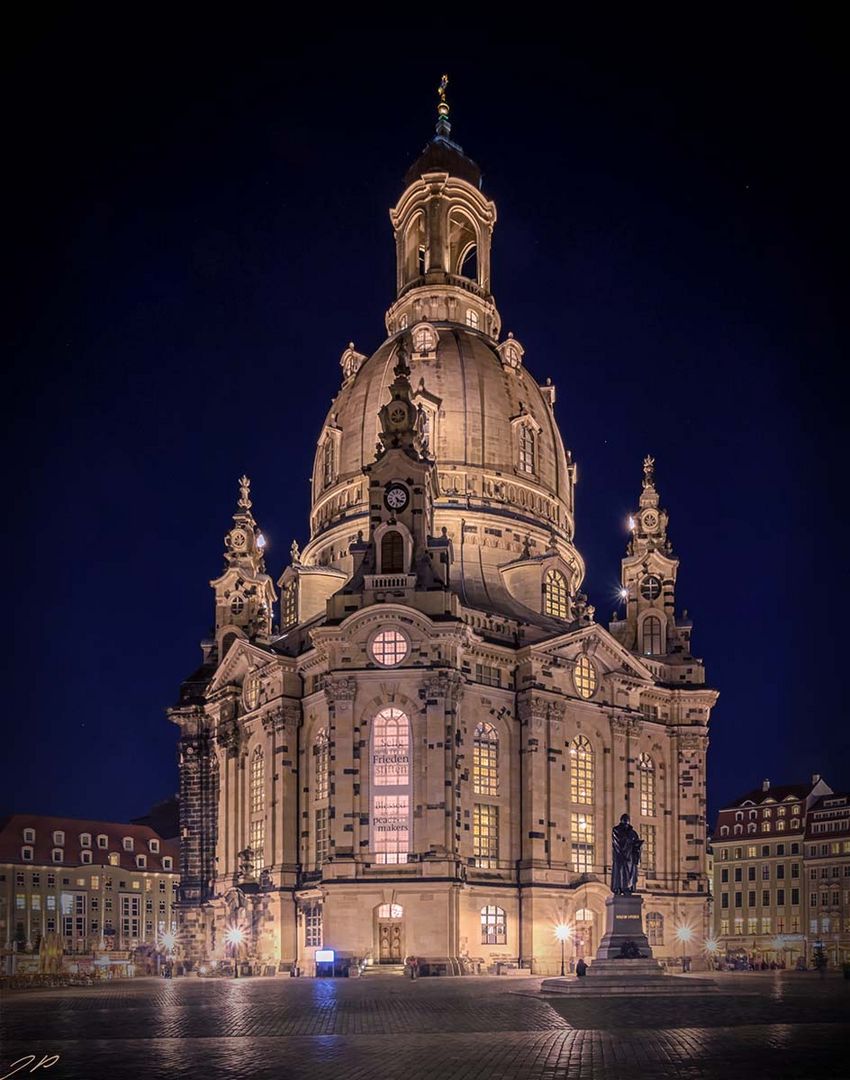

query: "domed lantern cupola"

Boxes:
[386, 76, 500, 339]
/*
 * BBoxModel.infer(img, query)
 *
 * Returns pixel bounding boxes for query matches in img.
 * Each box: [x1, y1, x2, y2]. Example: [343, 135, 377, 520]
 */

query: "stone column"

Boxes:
[324, 676, 358, 872]
[517, 693, 550, 874]
[422, 672, 458, 858]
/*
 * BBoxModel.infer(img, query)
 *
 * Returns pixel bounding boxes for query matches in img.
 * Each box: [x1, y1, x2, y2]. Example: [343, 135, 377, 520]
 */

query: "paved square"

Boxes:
[1, 973, 848, 1080]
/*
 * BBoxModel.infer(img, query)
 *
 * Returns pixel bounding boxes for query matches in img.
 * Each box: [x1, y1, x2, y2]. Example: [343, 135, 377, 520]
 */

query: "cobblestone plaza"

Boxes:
[2, 974, 848, 1080]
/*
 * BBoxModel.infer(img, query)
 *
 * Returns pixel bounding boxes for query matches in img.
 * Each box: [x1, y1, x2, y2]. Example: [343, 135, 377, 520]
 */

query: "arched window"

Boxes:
[480, 905, 506, 945]
[250, 747, 265, 868]
[570, 735, 594, 804]
[322, 438, 335, 488]
[377, 903, 403, 919]
[449, 210, 478, 279]
[403, 213, 425, 284]
[380, 530, 405, 574]
[544, 568, 568, 618]
[646, 911, 664, 946]
[473, 723, 499, 796]
[465, 309, 480, 329]
[518, 423, 535, 474]
[748, 822, 757, 834]
[251, 748, 265, 814]
[282, 582, 297, 628]
[371, 707, 411, 864]
[641, 616, 662, 656]
[574, 908, 594, 958]
[638, 753, 655, 816]
[573, 655, 597, 699]
[313, 728, 330, 868]
[243, 671, 261, 711]
[314, 729, 329, 802]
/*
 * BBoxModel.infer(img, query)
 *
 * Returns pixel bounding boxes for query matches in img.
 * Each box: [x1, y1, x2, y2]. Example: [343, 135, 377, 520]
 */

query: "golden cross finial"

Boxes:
[438, 74, 449, 106]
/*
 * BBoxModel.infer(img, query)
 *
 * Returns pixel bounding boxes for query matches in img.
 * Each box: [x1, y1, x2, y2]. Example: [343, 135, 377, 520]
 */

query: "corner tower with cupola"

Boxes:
[170, 81, 718, 977]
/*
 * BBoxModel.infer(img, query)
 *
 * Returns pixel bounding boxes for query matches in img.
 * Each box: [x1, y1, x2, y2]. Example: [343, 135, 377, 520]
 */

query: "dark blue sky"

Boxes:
[3, 15, 844, 824]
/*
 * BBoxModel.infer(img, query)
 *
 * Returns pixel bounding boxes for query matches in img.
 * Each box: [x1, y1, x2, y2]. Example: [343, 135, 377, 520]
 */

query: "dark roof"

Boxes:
[718, 783, 812, 810]
[404, 136, 482, 188]
[0, 814, 179, 872]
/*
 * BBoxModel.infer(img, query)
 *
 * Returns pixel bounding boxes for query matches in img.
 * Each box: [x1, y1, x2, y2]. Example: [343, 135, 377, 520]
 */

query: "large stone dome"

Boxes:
[302, 325, 583, 606]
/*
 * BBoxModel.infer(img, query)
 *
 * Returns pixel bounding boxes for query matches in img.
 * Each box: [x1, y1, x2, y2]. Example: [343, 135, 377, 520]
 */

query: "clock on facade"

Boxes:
[230, 529, 247, 549]
[384, 484, 409, 512]
[640, 575, 662, 601]
[641, 510, 659, 530]
[389, 404, 408, 427]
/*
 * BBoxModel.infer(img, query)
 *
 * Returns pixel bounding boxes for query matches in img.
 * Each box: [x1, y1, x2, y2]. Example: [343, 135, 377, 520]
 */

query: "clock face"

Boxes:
[640, 575, 662, 601]
[389, 404, 407, 426]
[642, 510, 659, 530]
[384, 484, 409, 512]
[230, 529, 247, 549]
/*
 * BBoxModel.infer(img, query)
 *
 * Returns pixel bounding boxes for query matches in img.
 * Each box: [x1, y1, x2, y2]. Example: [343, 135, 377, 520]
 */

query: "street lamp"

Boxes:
[675, 925, 694, 970]
[702, 935, 720, 970]
[554, 923, 571, 977]
[225, 926, 244, 978]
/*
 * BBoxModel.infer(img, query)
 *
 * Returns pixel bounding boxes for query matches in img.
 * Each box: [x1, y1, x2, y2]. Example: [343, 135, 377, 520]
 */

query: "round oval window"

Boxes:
[371, 628, 409, 667]
[573, 655, 598, 699]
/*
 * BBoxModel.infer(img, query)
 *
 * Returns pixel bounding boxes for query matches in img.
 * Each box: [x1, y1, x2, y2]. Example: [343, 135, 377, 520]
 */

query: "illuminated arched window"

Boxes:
[473, 723, 499, 796]
[380, 530, 404, 574]
[573, 655, 597, 699]
[377, 903, 403, 919]
[646, 911, 664, 945]
[371, 707, 411, 864]
[642, 616, 662, 655]
[480, 905, 506, 945]
[574, 907, 595, 958]
[544, 569, 568, 618]
[250, 747, 265, 868]
[465, 309, 480, 329]
[518, 424, 535, 474]
[570, 735, 594, 804]
[322, 438, 335, 488]
[243, 671, 261, 711]
[282, 582, 297, 628]
[314, 729, 329, 802]
[251, 748, 264, 814]
[638, 753, 655, 816]
[314, 728, 329, 868]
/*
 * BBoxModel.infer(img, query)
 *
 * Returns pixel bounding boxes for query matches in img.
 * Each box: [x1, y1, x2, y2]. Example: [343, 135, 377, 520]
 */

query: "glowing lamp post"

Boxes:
[554, 924, 571, 977]
[703, 935, 720, 970]
[225, 926, 245, 978]
[675, 925, 694, 969]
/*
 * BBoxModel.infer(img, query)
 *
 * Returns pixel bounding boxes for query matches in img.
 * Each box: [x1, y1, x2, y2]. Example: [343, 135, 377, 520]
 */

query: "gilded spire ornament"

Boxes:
[436, 74, 451, 137]
[642, 455, 655, 489]
[238, 475, 252, 510]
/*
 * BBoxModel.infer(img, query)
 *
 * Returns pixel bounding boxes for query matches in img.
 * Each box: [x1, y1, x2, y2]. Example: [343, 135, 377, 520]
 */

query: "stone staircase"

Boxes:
[361, 963, 406, 977]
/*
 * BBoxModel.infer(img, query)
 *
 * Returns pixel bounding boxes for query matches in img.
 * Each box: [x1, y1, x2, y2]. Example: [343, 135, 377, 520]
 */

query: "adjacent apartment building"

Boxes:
[0, 815, 179, 974]
[712, 776, 850, 966]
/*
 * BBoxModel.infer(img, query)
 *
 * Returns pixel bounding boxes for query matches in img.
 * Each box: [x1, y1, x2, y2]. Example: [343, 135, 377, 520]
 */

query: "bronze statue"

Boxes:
[611, 813, 643, 895]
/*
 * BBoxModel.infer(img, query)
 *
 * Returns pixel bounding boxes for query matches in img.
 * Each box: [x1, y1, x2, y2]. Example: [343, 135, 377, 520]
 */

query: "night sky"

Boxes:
[4, 15, 844, 826]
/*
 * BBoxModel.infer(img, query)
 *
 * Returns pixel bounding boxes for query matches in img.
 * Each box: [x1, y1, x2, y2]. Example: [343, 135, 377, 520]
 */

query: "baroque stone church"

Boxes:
[170, 92, 717, 976]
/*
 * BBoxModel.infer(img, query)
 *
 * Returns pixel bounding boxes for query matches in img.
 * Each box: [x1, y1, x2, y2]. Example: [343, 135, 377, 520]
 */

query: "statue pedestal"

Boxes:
[541, 892, 717, 996]
[595, 893, 654, 960]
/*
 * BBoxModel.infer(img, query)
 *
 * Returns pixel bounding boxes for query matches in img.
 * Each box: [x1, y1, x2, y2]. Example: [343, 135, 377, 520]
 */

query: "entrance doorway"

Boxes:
[376, 903, 403, 964]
